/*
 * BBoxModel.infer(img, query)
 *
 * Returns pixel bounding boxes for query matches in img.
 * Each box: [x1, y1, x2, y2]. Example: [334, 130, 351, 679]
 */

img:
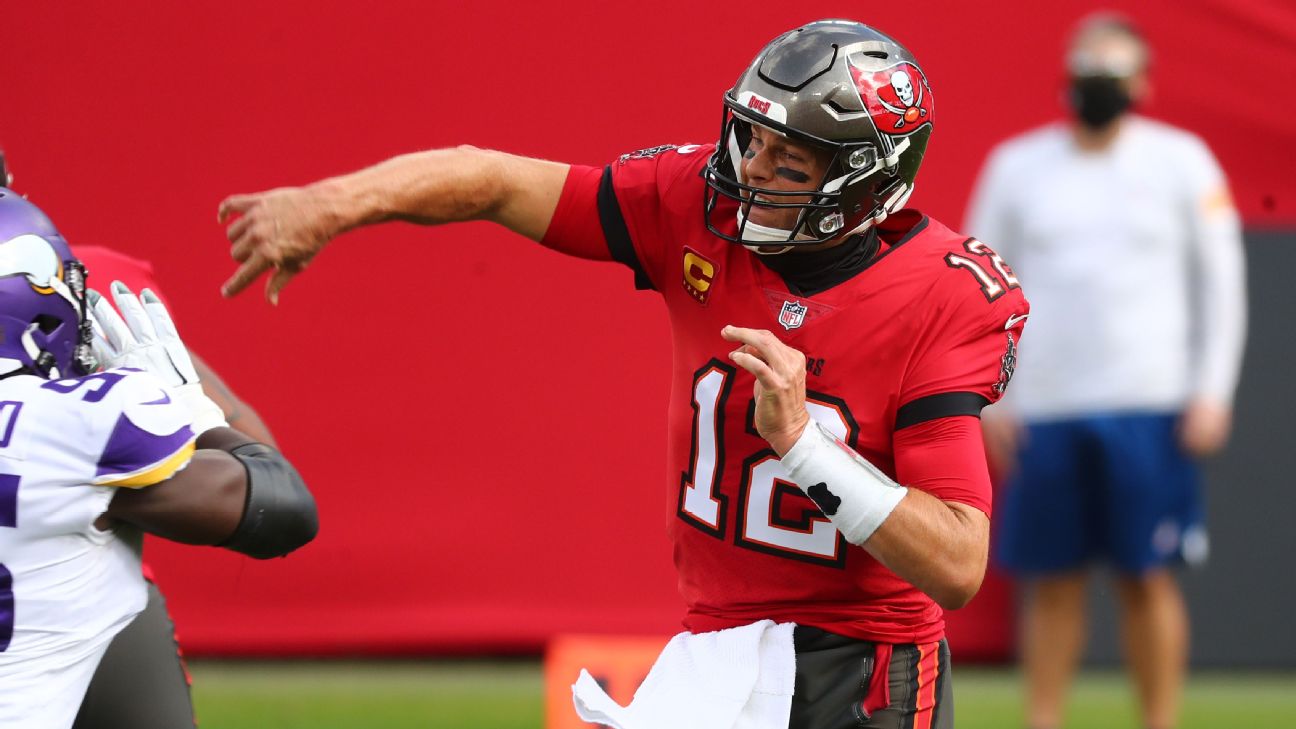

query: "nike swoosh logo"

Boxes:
[1004, 313, 1029, 330]
[142, 391, 172, 406]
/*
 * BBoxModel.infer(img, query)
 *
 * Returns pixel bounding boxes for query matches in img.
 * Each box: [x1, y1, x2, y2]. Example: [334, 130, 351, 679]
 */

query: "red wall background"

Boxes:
[3, 1, 1293, 657]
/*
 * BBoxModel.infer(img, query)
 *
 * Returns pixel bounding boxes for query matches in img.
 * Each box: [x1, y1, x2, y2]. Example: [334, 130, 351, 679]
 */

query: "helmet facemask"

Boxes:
[705, 102, 915, 253]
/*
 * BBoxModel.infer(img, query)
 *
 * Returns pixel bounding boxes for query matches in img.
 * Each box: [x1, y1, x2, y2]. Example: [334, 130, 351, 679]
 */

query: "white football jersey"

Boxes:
[0, 368, 195, 729]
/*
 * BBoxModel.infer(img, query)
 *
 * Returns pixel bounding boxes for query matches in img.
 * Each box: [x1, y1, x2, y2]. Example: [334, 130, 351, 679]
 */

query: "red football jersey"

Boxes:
[544, 144, 1028, 643]
[74, 245, 166, 305]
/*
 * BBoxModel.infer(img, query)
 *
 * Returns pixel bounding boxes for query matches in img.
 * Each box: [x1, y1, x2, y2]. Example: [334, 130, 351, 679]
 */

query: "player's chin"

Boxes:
[744, 203, 797, 232]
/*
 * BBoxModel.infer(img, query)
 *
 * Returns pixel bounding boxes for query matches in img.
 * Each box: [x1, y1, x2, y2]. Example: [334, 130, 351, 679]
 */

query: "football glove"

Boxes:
[89, 282, 228, 435]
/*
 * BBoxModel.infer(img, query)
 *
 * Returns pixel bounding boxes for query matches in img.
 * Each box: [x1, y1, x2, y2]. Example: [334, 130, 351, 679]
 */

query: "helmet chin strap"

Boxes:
[735, 208, 801, 255]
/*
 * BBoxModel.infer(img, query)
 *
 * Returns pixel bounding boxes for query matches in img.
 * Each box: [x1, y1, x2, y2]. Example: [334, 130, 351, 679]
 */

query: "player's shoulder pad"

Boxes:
[916, 228, 1029, 338]
[40, 368, 196, 488]
[614, 142, 710, 166]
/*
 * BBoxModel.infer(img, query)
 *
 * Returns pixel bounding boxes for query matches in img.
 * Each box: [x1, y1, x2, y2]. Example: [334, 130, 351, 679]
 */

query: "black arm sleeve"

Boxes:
[219, 442, 319, 559]
[598, 166, 654, 291]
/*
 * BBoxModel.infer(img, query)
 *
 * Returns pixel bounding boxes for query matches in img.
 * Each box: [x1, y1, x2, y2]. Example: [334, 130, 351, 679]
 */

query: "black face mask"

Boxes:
[1068, 75, 1131, 130]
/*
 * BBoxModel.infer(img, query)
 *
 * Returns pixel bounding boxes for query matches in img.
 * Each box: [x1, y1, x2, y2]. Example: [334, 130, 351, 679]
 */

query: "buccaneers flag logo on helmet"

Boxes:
[849, 60, 935, 135]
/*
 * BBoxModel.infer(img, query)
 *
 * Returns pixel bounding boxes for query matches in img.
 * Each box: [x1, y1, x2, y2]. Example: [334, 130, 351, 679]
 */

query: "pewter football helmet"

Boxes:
[703, 20, 935, 246]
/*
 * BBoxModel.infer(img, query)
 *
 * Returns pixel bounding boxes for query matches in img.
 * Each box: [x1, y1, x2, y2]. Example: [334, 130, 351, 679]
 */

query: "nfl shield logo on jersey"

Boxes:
[778, 300, 808, 330]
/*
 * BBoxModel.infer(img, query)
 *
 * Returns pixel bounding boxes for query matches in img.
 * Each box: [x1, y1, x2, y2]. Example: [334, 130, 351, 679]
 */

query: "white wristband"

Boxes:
[174, 383, 229, 436]
[780, 420, 908, 546]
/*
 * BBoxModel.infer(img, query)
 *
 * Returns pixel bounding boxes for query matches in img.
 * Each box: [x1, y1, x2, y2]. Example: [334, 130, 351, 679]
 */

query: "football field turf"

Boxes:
[190, 660, 1296, 728]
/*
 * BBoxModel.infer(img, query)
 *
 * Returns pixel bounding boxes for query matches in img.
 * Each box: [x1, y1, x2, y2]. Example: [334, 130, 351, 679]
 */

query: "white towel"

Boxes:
[571, 620, 796, 729]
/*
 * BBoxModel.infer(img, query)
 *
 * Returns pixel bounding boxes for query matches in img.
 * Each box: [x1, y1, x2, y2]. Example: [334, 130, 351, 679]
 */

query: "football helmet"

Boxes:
[0, 188, 94, 379]
[703, 20, 935, 247]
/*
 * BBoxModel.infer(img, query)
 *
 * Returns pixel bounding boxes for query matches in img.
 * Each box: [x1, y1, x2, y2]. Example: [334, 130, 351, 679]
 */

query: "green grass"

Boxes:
[952, 670, 1296, 729]
[190, 660, 1296, 729]
[191, 661, 542, 729]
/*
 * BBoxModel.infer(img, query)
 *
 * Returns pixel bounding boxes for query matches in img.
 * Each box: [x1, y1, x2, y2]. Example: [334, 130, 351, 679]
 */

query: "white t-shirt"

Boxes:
[965, 116, 1247, 420]
[0, 369, 196, 729]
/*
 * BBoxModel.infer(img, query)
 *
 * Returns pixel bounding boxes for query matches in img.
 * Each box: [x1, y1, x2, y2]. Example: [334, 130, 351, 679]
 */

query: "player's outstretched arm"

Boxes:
[217, 147, 570, 303]
[723, 324, 989, 610]
[99, 426, 317, 559]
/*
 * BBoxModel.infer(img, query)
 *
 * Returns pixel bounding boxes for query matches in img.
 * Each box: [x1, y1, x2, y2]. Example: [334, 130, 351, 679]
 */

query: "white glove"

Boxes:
[89, 281, 228, 435]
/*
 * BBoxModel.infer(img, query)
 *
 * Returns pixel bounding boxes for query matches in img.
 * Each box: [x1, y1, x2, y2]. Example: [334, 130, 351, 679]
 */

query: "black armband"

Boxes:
[220, 442, 318, 559]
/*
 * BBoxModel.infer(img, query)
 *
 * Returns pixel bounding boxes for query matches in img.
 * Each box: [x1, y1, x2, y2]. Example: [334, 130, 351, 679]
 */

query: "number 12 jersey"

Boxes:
[544, 143, 1029, 644]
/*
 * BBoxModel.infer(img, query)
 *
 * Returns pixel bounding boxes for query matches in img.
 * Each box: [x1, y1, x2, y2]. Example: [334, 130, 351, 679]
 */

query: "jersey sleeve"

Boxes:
[1178, 137, 1247, 405]
[893, 415, 992, 515]
[85, 369, 197, 488]
[540, 165, 616, 262]
[897, 258, 1029, 429]
[540, 144, 711, 292]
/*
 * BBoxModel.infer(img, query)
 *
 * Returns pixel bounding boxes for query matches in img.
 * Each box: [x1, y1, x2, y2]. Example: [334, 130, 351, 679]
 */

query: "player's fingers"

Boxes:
[139, 289, 179, 339]
[221, 252, 273, 298]
[89, 286, 135, 353]
[722, 325, 793, 369]
[140, 289, 186, 354]
[224, 212, 255, 246]
[265, 266, 296, 306]
[729, 349, 777, 387]
[111, 281, 159, 344]
[217, 193, 256, 224]
[229, 234, 263, 264]
[141, 289, 198, 382]
[720, 325, 773, 355]
[86, 290, 115, 365]
[720, 324, 755, 343]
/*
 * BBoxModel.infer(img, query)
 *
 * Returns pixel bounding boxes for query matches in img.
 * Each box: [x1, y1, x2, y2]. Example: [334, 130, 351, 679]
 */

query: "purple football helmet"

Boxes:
[0, 188, 93, 379]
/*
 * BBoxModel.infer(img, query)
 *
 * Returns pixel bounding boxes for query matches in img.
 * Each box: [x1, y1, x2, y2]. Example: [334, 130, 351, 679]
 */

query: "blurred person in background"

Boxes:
[1, 149, 278, 729]
[964, 13, 1246, 729]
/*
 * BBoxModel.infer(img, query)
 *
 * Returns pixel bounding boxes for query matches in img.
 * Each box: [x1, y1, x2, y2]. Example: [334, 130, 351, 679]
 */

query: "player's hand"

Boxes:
[1178, 398, 1232, 457]
[91, 282, 198, 386]
[721, 325, 811, 456]
[217, 185, 337, 304]
[89, 282, 227, 434]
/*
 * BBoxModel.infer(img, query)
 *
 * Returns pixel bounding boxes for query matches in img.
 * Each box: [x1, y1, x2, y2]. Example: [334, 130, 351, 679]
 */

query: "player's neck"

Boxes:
[757, 229, 880, 297]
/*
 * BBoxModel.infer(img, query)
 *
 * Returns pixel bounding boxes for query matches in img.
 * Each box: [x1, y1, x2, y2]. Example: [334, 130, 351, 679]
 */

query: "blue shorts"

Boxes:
[994, 412, 1208, 576]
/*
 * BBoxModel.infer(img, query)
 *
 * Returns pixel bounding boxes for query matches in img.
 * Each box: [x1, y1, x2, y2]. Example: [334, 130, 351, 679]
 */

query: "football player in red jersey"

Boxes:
[219, 20, 1028, 728]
